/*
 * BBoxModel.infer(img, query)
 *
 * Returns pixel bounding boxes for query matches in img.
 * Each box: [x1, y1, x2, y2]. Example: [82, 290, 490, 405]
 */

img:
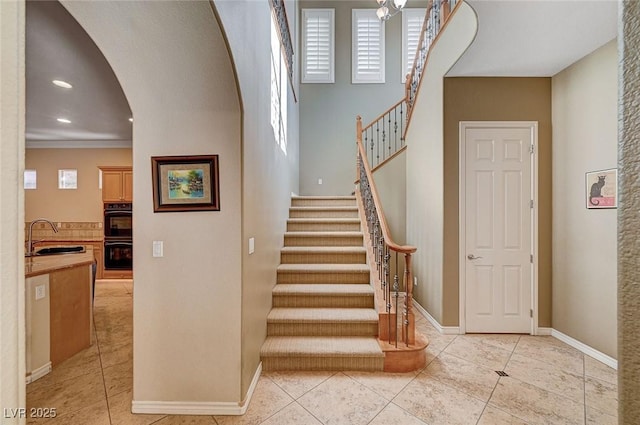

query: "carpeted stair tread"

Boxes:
[287, 218, 360, 223]
[261, 336, 384, 358]
[284, 231, 363, 237]
[277, 263, 370, 273]
[273, 283, 374, 296]
[281, 246, 366, 254]
[291, 196, 356, 201]
[268, 307, 378, 323]
[289, 206, 358, 211]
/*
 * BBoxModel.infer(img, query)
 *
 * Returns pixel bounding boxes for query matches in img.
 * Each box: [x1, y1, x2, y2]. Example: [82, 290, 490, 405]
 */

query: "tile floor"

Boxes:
[26, 281, 618, 425]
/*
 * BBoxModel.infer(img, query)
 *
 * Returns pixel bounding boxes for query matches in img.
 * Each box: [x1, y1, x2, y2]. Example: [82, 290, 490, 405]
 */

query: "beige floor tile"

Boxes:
[100, 341, 133, 369]
[259, 402, 322, 425]
[103, 360, 134, 398]
[584, 355, 617, 385]
[153, 415, 218, 425]
[263, 371, 335, 399]
[514, 336, 584, 375]
[443, 336, 512, 370]
[489, 377, 584, 425]
[478, 405, 529, 425]
[368, 403, 428, 425]
[457, 334, 521, 352]
[393, 374, 486, 425]
[215, 378, 293, 425]
[297, 373, 389, 425]
[94, 281, 130, 297]
[108, 390, 166, 425]
[586, 406, 617, 425]
[96, 325, 133, 347]
[344, 369, 420, 401]
[415, 320, 456, 352]
[505, 353, 585, 403]
[34, 398, 111, 425]
[422, 352, 499, 402]
[27, 370, 106, 418]
[585, 376, 618, 417]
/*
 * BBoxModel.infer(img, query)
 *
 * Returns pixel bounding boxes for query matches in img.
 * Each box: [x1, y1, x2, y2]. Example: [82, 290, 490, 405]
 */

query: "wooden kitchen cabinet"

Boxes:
[100, 167, 133, 202]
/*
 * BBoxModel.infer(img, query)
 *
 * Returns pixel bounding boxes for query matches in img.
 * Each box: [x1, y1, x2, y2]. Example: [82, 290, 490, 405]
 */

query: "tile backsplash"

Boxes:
[25, 221, 103, 241]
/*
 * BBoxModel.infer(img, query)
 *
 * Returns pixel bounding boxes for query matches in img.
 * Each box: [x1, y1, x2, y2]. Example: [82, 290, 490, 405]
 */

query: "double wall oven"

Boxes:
[104, 203, 133, 271]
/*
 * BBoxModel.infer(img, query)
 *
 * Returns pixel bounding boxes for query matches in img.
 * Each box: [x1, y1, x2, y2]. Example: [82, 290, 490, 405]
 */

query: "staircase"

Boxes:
[260, 196, 385, 371]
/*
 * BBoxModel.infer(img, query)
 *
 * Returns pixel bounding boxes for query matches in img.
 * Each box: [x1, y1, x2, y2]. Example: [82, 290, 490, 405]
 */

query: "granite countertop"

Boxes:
[25, 252, 95, 278]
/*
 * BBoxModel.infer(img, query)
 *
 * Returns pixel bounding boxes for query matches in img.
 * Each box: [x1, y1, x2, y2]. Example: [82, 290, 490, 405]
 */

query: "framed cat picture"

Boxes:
[586, 168, 617, 209]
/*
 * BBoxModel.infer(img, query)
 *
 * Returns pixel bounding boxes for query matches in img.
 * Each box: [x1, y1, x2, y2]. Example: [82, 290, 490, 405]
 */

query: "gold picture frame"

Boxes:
[151, 155, 220, 212]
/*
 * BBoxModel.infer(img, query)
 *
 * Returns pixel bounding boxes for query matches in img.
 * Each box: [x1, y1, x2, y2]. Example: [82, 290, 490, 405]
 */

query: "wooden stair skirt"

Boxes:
[260, 196, 427, 372]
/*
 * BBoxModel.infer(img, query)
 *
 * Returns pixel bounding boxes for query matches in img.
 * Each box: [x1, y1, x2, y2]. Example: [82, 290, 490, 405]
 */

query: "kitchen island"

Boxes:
[25, 252, 95, 383]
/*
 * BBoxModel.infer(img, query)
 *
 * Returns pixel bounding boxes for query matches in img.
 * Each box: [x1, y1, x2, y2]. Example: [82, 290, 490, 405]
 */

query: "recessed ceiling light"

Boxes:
[128, 117, 133, 123]
[57, 118, 71, 124]
[52, 80, 73, 89]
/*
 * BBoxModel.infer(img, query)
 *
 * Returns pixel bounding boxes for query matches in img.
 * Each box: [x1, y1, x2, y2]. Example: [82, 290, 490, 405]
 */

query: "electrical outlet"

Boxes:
[35, 284, 46, 300]
[249, 237, 255, 254]
[414, 276, 418, 286]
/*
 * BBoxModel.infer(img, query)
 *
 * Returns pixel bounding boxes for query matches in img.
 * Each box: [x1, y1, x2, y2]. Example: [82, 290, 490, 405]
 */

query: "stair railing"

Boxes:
[361, 0, 458, 171]
[356, 116, 417, 347]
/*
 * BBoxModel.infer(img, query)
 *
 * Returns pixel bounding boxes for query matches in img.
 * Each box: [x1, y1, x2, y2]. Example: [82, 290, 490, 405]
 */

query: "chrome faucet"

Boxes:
[27, 219, 59, 257]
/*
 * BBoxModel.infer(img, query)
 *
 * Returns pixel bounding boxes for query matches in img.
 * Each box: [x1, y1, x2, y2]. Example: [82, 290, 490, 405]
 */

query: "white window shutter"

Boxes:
[402, 9, 426, 83]
[302, 9, 335, 83]
[352, 9, 385, 84]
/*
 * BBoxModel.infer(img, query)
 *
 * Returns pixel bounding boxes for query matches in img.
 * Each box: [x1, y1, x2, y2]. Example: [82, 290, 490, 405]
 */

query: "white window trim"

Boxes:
[302, 8, 335, 84]
[352, 9, 385, 84]
[402, 8, 426, 83]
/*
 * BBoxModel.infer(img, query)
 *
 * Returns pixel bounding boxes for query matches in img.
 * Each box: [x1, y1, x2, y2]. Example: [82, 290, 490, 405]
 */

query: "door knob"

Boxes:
[467, 254, 483, 260]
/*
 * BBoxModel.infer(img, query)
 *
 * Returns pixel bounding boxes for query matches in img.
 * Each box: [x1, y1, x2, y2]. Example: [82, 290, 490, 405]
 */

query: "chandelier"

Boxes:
[376, 0, 408, 21]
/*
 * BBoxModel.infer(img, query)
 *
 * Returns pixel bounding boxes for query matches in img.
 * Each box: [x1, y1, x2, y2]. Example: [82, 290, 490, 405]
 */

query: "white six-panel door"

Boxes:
[461, 122, 536, 333]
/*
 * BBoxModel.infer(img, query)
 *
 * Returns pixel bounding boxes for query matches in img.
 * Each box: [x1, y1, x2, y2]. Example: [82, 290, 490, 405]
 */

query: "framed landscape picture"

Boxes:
[151, 155, 220, 212]
[586, 168, 617, 209]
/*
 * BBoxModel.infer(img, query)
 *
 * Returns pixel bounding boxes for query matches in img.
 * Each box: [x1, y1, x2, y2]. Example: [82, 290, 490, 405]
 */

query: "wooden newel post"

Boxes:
[356, 116, 363, 183]
[404, 253, 415, 345]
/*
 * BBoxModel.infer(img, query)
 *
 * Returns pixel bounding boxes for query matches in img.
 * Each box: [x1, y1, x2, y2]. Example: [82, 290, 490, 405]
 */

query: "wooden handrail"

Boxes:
[361, 99, 406, 133]
[357, 116, 416, 255]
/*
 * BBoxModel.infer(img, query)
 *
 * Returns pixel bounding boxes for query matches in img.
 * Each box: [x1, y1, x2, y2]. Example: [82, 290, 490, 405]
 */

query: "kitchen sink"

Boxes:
[33, 246, 86, 256]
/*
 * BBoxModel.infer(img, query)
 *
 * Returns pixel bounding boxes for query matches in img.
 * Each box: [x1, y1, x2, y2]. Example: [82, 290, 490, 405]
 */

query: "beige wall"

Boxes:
[0, 0, 27, 418]
[443, 78, 552, 328]
[406, 2, 477, 324]
[25, 148, 132, 222]
[552, 40, 617, 357]
[63, 0, 243, 408]
[214, 0, 301, 397]
[373, 151, 407, 245]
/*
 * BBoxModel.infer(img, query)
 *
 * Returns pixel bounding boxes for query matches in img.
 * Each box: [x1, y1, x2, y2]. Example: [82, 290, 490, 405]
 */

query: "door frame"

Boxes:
[458, 121, 539, 335]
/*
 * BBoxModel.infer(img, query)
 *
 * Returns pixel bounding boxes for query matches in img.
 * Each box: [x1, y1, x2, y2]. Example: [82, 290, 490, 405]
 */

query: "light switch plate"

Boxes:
[153, 241, 163, 257]
[318, 178, 323, 185]
[249, 237, 255, 255]
[35, 284, 46, 300]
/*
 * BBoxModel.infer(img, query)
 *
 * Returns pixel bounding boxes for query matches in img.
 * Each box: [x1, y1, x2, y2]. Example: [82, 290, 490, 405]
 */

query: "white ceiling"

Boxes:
[26, 0, 132, 147]
[448, 0, 618, 77]
[25, 1, 618, 147]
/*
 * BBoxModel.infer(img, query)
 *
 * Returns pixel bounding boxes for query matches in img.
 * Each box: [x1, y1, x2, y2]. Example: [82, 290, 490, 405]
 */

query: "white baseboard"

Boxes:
[132, 362, 263, 415]
[551, 329, 618, 370]
[26, 362, 52, 384]
[413, 301, 460, 335]
[536, 327, 552, 336]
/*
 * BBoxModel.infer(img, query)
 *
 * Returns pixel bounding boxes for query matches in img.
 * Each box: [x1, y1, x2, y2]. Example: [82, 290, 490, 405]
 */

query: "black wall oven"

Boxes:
[104, 203, 133, 270]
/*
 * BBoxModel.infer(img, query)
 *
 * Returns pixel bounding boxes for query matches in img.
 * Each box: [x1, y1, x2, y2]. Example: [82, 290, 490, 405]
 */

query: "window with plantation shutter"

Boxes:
[402, 9, 426, 83]
[352, 9, 385, 84]
[302, 9, 334, 83]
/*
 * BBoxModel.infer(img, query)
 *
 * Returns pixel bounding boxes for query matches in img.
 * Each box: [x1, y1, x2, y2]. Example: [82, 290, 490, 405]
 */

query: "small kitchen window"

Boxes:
[58, 169, 78, 189]
[24, 169, 37, 189]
